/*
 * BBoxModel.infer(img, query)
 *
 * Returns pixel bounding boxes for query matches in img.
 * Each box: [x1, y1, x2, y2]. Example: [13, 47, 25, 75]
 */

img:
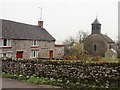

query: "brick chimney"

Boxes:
[38, 21, 43, 28]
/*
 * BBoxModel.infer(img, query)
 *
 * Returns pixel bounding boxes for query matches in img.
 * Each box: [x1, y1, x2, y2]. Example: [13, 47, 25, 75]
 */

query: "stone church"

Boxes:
[84, 18, 117, 57]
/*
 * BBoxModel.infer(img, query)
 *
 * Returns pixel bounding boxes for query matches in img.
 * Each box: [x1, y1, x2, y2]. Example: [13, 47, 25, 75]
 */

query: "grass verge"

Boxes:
[2, 72, 120, 89]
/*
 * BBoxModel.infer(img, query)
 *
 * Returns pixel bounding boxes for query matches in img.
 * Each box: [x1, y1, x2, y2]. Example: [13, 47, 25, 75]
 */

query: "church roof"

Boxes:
[92, 18, 101, 25]
[101, 34, 114, 43]
[0, 19, 56, 41]
[84, 34, 114, 43]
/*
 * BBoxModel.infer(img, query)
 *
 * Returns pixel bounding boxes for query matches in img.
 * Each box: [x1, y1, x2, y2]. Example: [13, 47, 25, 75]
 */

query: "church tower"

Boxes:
[91, 18, 101, 34]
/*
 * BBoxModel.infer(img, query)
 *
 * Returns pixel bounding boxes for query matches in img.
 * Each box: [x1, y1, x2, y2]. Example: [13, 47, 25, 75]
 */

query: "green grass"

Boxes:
[2, 72, 62, 87]
[2, 72, 17, 79]
[2, 72, 120, 89]
[27, 76, 50, 84]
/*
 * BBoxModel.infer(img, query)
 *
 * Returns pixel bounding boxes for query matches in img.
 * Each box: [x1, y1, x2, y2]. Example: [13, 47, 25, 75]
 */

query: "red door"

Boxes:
[49, 50, 53, 58]
[16, 51, 23, 58]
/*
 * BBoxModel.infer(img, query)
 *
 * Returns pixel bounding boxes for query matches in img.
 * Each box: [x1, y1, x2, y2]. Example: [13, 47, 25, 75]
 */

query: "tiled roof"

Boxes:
[84, 34, 114, 43]
[101, 34, 114, 43]
[0, 19, 56, 41]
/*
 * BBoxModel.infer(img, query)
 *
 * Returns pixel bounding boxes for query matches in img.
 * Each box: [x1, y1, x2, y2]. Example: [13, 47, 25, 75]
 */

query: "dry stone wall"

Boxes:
[2, 59, 120, 84]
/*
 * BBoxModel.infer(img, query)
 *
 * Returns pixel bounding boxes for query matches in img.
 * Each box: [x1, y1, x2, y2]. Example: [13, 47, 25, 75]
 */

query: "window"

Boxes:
[32, 40, 38, 46]
[6, 53, 12, 57]
[31, 50, 39, 58]
[0, 39, 11, 46]
[0, 53, 12, 58]
[3, 39, 7, 46]
[0, 53, 2, 57]
[93, 44, 97, 52]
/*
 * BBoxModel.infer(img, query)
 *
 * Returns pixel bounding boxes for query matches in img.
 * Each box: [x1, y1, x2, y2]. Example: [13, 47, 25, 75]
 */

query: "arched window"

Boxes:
[93, 44, 96, 52]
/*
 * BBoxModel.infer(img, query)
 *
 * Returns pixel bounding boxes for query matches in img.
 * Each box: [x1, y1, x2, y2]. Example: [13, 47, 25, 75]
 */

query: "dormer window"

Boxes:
[32, 40, 38, 46]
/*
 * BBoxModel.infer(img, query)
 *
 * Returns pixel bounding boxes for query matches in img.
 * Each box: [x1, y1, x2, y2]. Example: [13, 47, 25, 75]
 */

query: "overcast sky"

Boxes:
[0, 0, 119, 44]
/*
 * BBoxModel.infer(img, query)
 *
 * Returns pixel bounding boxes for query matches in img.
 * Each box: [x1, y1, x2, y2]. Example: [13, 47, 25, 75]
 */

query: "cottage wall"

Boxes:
[39, 41, 55, 58]
[0, 39, 65, 59]
[11, 40, 55, 59]
[0, 48, 12, 57]
[12, 40, 32, 58]
[54, 46, 64, 59]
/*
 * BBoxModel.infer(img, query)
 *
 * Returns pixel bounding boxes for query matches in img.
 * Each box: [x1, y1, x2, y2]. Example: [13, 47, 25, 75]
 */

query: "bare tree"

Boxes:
[63, 31, 89, 57]
[63, 36, 76, 55]
[77, 31, 89, 43]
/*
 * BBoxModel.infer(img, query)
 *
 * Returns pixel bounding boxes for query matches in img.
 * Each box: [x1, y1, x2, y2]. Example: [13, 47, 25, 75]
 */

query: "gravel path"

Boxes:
[2, 78, 61, 88]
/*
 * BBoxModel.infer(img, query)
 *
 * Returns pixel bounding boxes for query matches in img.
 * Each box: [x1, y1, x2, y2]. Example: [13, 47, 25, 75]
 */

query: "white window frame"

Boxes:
[31, 50, 39, 58]
[7, 39, 11, 46]
[0, 39, 2, 46]
[6, 53, 12, 57]
[0, 39, 11, 46]
[0, 53, 3, 57]
[0, 53, 12, 58]
[32, 40, 38, 46]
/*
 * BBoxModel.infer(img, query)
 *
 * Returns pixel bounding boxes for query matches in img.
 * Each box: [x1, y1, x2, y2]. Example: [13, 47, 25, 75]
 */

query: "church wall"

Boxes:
[84, 34, 108, 57]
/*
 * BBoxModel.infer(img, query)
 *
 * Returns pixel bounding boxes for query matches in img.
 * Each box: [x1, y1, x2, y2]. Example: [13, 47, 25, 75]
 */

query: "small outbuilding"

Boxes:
[105, 48, 118, 59]
[54, 44, 65, 59]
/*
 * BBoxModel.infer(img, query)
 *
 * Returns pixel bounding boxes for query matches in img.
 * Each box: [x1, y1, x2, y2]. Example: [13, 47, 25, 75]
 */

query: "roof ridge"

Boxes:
[100, 34, 114, 43]
[1, 19, 56, 41]
[1, 19, 39, 27]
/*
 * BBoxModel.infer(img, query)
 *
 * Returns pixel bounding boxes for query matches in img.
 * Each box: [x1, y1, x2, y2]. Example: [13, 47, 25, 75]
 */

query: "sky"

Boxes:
[0, 0, 119, 44]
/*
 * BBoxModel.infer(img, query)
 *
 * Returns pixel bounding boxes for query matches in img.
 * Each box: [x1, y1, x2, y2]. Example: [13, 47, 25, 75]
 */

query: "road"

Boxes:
[2, 78, 61, 88]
